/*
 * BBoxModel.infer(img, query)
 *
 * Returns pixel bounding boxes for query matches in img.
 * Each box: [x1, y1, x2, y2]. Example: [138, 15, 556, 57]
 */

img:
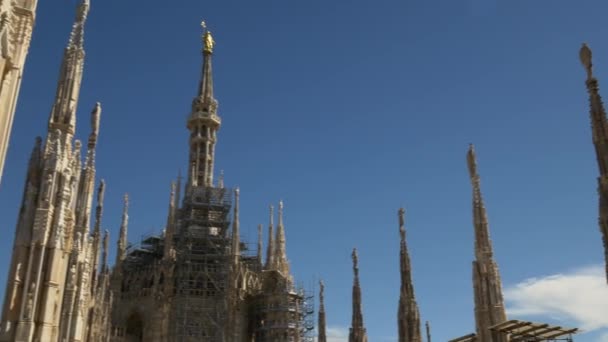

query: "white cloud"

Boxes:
[327, 326, 349, 342]
[312, 326, 348, 342]
[504, 265, 608, 333]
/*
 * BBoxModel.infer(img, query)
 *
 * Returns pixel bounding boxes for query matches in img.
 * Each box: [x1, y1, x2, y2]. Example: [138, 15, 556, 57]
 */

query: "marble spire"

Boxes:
[397, 208, 422, 342]
[116, 194, 129, 264]
[265, 205, 275, 269]
[467, 144, 507, 342]
[580, 43, 608, 283]
[273, 200, 290, 275]
[47, 0, 91, 136]
[349, 248, 368, 342]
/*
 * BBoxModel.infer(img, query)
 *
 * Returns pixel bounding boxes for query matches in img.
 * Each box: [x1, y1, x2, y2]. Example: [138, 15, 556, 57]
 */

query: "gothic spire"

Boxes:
[70, 0, 90, 49]
[273, 200, 290, 275]
[265, 205, 275, 269]
[175, 170, 182, 210]
[467, 144, 507, 342]
[397, 208, 422, 342]
[580, 43, 608, 283]
[198, 21, 215, 102]
[425, 321, 431, 342]
[75, 103, 101, 235]
[257, 223, 263, 266]
[24, 136, 42, 191]
[349, 248, 368, 342]
[231, 188, 240, 264]
[187, 21, 220, 188]
[467, 144, 494, 261]
[91, 180, 104, 290]
[164, 182, 176, 259]
[318, 280, 327, 342]
[116, 193, 129, 264]
[92, 180, 104, 240]
[47, 0, 90, 136]
[102, 230, 109, 273]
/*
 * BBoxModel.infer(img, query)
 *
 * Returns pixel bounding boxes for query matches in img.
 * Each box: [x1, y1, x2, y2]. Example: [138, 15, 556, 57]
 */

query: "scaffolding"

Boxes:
[449, 333, 477, 342]
[122, 233, 164, 271]
[450, 320, 579, 342]
[490, 320, 578, 342]
[300, 286, 315, 342]
[249, 275, 315, 342]
[171, 185, 233, 342]
[113, 184, 316, 341]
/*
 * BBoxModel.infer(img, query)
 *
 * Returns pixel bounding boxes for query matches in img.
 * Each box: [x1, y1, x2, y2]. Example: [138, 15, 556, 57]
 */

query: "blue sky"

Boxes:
[1, 0, 608, 340]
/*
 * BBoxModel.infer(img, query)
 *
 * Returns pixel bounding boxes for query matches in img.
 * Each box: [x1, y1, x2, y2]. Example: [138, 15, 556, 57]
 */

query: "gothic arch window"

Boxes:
[125, 312, 144, 342]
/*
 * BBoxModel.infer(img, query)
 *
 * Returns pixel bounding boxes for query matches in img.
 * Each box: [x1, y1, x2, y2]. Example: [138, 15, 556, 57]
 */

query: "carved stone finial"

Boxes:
[278, 200, 284, 226]
[398, 208, 406, 241]
[352, 248, 359, 271]
[97, 179, 105, 204]
[467, 143, 478, 181]
[88, 102, 101, 148]
[218, 170, 224, 188]
[69, 0, 90, 48]
[269, 204, 274, 226]
[581, 43, 593, 79]
[319, 280, 325, 297]
[76, 0, 90, 23]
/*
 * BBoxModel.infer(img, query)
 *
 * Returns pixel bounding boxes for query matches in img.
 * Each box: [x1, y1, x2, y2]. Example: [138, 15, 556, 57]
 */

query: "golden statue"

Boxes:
[201, 21, 215, 53]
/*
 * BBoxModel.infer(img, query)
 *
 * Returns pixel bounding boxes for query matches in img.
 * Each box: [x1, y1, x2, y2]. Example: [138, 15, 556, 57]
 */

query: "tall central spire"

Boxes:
[187, 21, 221, 188]
[349, 248, 368, 342]
[47, 0, 90, 137]
[579, 43, 608, 283]
[467, 145, 507, 342]
[397, 208, 422, 342]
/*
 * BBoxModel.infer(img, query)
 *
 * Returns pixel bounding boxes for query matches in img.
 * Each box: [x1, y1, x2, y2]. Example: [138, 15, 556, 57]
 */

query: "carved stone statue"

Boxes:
[68, 264, 77, 286]
[43, 173, 54, 202]
[25, 283, 35, 319]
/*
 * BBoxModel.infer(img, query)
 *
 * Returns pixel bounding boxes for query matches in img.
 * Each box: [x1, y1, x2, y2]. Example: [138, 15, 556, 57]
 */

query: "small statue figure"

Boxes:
[43, 173, 54, 202]
[25, 283, 35, 319]
[68, 264, 77, 286]
[75, 232, 82, 252]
